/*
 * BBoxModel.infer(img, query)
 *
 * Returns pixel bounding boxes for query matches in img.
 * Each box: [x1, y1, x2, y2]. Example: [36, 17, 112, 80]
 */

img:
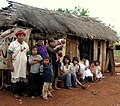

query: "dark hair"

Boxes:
[36, 36, 44, 42]
[43, 56, 50, 61]
[72, 57, 79, 63]
[48, 37, 55, 45]
[90, 61, 95, 65]
[57, 51, 63, 57]
[31, 45, 37, 50]
[82, 54, 88, 59]
[30, 45, 37, 54]
[63, 55, 71, 65]
[95, 60, 100, 65]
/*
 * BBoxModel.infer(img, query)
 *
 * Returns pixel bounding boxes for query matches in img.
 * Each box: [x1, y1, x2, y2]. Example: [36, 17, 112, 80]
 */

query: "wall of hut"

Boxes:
[65, 36, 115, 73]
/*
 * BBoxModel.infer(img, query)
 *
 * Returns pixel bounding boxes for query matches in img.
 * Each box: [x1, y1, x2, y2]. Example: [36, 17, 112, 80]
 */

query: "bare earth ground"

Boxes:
[0, 71, 120, 106]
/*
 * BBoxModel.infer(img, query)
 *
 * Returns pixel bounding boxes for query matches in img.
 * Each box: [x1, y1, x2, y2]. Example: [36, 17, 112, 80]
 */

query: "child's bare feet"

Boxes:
[54, 87, 60, 90]
[43, 97, 49, 100]
[48, 94, 53, 98]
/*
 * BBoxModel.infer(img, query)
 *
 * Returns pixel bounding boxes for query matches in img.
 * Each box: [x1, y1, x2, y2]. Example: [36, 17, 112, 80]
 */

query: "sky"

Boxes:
[0, 0, 120, 34]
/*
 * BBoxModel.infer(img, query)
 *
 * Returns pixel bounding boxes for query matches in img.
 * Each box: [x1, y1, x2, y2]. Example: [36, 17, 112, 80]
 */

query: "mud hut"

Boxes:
[0, 1, 118, 73]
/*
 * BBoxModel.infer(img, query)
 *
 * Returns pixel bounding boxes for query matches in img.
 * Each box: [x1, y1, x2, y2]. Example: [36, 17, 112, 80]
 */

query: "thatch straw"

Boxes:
[0, 1, 118, 41]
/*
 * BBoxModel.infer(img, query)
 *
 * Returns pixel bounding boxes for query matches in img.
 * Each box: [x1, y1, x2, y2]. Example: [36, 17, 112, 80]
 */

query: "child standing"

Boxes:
[54, 51, 63, 89]
[95, 60, 102, 81]
[41, 56, 54, 100]
[28, 46, 43, 98]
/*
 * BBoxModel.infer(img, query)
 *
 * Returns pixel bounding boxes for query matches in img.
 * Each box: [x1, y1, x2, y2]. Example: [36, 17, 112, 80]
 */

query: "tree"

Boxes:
[108, 24, 117, 34]
[55, 6, 89, 16]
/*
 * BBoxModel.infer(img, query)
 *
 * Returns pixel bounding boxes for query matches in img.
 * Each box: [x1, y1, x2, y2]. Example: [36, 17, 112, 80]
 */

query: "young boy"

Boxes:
[40, 56, 54, 100]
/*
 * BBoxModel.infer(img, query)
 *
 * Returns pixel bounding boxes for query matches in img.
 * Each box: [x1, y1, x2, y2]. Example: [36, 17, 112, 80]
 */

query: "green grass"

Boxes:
[114, 50, 120, 62]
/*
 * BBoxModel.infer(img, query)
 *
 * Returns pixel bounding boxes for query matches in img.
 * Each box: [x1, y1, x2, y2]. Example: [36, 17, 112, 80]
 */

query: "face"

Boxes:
[96, 62, 99, 66]
[73, 60, 78, 65]
[50, 41, 55, 47]
[16, 34, 25, 43]
[37, 40, 43, 45]
[43, 58, 49, 64]
[91, 63, 95, 67]
[65, 58, 69, 64]
[32, 48, 37, 55]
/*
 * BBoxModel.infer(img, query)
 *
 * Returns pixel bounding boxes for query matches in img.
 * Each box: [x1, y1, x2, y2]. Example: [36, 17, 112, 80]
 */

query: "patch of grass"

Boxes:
[114, 50, 120, 62]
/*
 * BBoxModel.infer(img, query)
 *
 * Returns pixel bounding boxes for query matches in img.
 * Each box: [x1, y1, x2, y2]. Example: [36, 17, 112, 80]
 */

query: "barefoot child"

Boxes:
[41, 56, 54, 100]
[54, 51, 63, 90]
[70, 57, 86, 89]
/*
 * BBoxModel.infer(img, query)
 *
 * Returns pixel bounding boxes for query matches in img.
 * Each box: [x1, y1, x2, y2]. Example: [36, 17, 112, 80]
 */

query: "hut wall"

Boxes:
[93, 40, 98, 60]
[66, 36, 79, 59]
[93, 40, 109, 73]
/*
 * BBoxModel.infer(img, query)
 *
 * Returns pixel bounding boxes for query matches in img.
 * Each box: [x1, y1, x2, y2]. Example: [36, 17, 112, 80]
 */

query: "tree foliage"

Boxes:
[108, 24, 117, 34]
[56, 6, 89, 16]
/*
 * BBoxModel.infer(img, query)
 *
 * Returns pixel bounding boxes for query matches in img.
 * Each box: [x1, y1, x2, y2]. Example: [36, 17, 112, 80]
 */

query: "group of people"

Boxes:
[7, 30, 103, 101]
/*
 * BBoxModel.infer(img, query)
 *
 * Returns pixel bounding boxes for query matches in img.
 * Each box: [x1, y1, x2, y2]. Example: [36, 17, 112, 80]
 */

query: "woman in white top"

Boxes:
[59, 55, 72, 89]
[70, 57, 80, 87]
[7, 31, 29, 97]
[80, 55, 93, 81]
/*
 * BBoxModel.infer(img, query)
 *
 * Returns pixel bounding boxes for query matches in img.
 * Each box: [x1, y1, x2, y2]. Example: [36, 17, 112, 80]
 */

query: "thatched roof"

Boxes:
[0, 1, 118, 41]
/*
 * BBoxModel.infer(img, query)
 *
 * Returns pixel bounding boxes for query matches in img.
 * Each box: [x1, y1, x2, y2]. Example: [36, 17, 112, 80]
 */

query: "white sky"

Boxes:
[0, 0, 120, 34]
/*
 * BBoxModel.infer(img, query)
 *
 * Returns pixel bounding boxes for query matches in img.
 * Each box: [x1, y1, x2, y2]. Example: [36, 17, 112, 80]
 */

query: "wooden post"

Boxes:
[102, 41, 107, 73]
[99, 41, 103, 72]
[89, 39, 93, 63]
[93, 40, 98, 60]
[99, 40, 107, 73]
[108, 41, 115, 74]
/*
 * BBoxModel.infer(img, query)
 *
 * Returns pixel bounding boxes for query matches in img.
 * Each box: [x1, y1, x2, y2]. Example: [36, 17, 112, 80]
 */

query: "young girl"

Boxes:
[70, 57, 80, 87]
[28, 46, 43, 98]
[79, 57, 93, 82]
[95, 60, 102, 81]
[59, 55, 72, 89]
[70, 57, 87, 89]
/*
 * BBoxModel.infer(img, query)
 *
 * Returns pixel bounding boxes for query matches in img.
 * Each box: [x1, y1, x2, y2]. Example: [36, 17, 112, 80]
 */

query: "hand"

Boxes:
[59, 45, 63, 49]
[34, 58, 39, 61]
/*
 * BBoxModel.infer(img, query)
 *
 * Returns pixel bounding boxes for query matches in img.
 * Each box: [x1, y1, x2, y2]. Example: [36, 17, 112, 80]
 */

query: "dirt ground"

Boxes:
[0, 71, 120, 106]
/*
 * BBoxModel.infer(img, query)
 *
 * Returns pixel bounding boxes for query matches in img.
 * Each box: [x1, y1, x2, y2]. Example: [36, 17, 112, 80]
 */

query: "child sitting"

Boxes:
[89, 61, 96, 81]
[70, 57, 80, 87]
[40, 56, 54, 100]
[79, 57, 93, 82]
[59, 55, 72, 89]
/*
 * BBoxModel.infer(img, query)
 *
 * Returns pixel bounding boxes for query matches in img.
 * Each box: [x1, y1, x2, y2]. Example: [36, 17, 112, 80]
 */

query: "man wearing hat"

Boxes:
[7, 30, 29, 98]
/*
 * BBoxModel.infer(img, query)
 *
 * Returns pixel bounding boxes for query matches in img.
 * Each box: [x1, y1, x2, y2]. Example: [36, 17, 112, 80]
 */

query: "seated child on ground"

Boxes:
[70, 57, 80, 87]
[89, 61, 96, 81]
[79, 58, 93, 82]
